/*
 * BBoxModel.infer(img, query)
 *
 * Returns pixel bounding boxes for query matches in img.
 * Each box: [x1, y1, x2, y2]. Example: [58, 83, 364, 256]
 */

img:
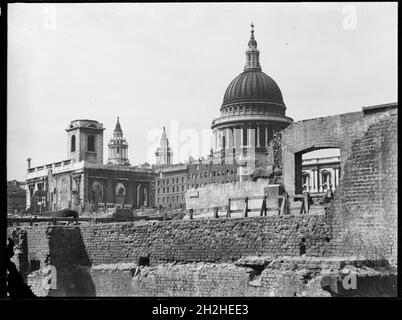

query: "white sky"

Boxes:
[7, 3, 398, 181]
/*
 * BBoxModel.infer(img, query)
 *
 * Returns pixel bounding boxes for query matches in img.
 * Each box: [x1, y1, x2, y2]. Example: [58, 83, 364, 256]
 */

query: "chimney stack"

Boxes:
[27, 158, 31, 169]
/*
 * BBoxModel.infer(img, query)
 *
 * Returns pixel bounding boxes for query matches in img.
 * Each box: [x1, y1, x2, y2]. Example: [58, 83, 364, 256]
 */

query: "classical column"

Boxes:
[233, 127, 237, 149]
[265, 126, 268, 147]
[318, 169, 322, 192]
[230, 127, 234, 149]
[256, 125, 260, 147]
[220, 130, 224, 150]
[334, 167, 339, 187]
[214, 130, 217, 150]
[247, 126, 252, 147]
[226, 128, 230, 149]
[312, 169, 316, 192]
[240, 127, 244, 147]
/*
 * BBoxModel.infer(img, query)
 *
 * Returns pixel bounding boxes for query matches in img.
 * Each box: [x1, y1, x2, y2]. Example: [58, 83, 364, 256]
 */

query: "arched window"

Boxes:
[71, 135, 76, 152]
[87, 135, 95, 152]
[115, 183, 126, 196]
[321, 170, 331, 191]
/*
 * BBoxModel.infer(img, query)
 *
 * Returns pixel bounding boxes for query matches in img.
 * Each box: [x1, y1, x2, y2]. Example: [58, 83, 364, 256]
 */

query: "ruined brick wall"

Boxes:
[87, 257, 396, 297]
[7, 226, 52, 295]
[78, 216, 331, 266]
[7, 215, 332, 268]
[7, 226, 50, 268]
[7, 225, 95, 296]
[328, 106, 398, 262]
[280, 104, 397, 262]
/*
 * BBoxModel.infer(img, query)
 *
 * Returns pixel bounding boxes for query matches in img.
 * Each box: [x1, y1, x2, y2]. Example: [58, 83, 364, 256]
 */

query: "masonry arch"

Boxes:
[136, 184, 148, 207]
[90, 181, 104, 204]
[115, 182, 126, 205]
[295, 147, 341, 195]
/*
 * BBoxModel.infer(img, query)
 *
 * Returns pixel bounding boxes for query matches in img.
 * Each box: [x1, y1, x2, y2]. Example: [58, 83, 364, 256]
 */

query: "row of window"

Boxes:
[157, 185, 185, 194]
[188, 169, 235, 180]
[156, 176, 185, 186]
[71, 135, 96, 153]
[156, 195, 185, 204]
[190, 181, 232, 189]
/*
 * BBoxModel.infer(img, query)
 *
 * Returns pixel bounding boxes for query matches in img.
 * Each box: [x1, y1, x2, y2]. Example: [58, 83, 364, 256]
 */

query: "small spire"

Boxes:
[244, 22, 261, 71]
[114, 116, 122, 132]
[161, 126, 168, 141]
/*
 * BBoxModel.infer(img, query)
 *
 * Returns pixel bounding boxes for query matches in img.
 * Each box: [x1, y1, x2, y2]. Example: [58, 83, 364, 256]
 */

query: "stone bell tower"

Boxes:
[107, 117, 130, 166]
[66, 119, 105, 164]
[155, 126, 173, 166]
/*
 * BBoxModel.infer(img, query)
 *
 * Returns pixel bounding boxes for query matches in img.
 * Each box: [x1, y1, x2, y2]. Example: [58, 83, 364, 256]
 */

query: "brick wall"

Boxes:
[8, 215, 332, 266]
[77, 215, 331, 266]
[86, 257, 396, 297]
[279, 104, 398, 261]
[328, 106, 398, 261]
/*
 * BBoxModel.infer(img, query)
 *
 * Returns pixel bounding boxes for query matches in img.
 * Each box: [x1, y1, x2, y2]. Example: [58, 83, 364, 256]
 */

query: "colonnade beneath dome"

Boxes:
[212, 124, 279, 151]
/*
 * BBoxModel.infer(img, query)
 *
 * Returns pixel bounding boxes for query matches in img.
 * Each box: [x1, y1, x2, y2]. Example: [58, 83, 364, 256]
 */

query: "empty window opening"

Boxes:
[30, 259, 40, 272]
[299, 238, 306, 256]
[71, 135, 76, 152]
[87, 135, 95, 152]
[299, 148, 341, 195]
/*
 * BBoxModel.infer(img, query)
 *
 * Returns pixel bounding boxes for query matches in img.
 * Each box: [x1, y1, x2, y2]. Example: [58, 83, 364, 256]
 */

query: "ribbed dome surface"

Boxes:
[222, 70, 285, 107]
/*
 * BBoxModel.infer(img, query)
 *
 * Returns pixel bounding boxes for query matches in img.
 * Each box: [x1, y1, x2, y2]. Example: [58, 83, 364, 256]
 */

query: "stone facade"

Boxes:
[187, 160, 238, 187]
[7, 180, 26, 214]
[66, 120, 104, 165]
[153, 163, 188, 209]
[185, 179, 269, 211]
[25, 119, 154, 213]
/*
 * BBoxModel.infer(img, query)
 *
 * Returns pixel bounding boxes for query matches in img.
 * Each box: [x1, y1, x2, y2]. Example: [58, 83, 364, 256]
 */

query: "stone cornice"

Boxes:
[211, 114, 293, 129]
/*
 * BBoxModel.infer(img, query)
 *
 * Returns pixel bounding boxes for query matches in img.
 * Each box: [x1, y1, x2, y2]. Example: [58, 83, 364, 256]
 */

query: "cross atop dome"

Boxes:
[245, 23, 260, 71]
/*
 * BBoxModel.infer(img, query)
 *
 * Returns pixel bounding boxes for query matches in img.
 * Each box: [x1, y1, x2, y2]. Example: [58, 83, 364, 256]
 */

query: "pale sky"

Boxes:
[7, 3, 398, 181]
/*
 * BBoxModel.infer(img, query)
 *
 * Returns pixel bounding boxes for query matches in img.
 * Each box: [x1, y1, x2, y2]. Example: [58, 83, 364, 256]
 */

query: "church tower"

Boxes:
[155, 127, 172, 166]
[66, 119, 105, 164]
[107, 117, 130, 166]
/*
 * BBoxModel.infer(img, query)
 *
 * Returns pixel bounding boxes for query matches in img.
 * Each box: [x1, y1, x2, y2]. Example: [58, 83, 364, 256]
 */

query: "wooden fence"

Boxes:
[187, 192, 319, 219]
